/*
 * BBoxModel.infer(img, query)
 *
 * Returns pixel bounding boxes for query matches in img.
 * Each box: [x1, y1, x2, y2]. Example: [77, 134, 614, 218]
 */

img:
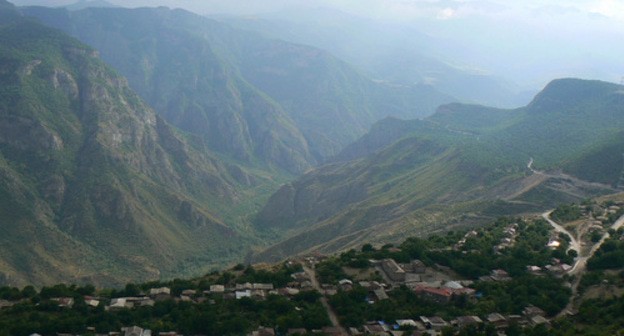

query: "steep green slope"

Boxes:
[254, 79, 623, 261]
[21, 5, 455, 162]
[0, 9, 280, 286]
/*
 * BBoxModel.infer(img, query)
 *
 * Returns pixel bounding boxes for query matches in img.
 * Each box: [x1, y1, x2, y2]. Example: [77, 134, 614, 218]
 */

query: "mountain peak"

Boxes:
[528, 78, 623, 112]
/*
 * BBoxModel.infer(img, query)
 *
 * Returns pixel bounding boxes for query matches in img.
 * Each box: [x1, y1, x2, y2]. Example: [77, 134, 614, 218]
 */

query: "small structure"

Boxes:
[409, 260, 426, 274]
[530, 315, 550, 327]
[149, 287, 171, 301]
[253, 283, 274, 291]
[236, 290, 252, 300]
[490, 269, 512, 281]
[373, 288, 389, 301]
[210, 285, 225, 293]
[455, 316, 483, 329]
[363, 323, 389, 335]
[249, 326, 275, 336]
[413, 286, 453, 304]
[381, 259, 406, 282]
[420, 316, 448, 331]
[486, 313, 508, 329]
[122, 326, 151, 336]
[523, 305, 546, 318]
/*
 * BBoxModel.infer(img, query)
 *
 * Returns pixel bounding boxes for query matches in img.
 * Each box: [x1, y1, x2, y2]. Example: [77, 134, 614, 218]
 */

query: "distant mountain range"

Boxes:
[219, 8, 534, 108]
[254, 78, 624, 262]
[21, 5, 454, 166]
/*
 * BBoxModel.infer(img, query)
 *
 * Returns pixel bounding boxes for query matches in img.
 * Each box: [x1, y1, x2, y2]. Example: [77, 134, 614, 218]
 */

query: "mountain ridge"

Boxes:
[253, 78, 624, 262]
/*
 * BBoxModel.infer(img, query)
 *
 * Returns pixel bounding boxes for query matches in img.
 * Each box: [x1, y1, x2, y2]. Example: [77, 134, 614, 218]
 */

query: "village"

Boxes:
[2, 199, 623, 336]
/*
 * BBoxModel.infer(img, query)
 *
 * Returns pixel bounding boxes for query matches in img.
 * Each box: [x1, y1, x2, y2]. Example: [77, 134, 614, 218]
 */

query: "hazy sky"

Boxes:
[12, 0, 624, 86]
[12, 0, 624, 23]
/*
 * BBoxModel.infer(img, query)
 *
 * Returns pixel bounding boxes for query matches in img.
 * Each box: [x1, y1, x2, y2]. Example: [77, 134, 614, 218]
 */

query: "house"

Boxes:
[321, 326, 346, 336]
[210, 285, 225, 293]
[235, 290, 251, 299]
[396, 319, 419, 328]
[291, 272, 310, 282]
[121, 326, 151, 336]
[359, 281, 382, 290]
[381, 259, 406, 282]
[419, 316, 448, 330]
[363, 323, 389, 335]
[443, 281, 463, 290]
[410, 260, 427, 274]
[249, 327, 275, 336]
[53, 297, 74, 308]
[149, 287, 171, 301]
[490, 269, 511, 281]
[454, 316, 483, 328]
[405, 274, 421, 283]
[452, 287, 476, 297]
[348, 327, 363, 335]
[236, 283, 253, 290]
[135, 298, 155, 307]
[109, 298, 132, 310]
[287, 328, 308, 335]
[251, 289, 266, 299]
[530, 315, 550, 327]
[85, 298, 100, 308]
[523, 305, 546, 317]
[181, 289, 196, 296]
[413, 286, 453, 304]
[486, 313, 507, 329]
[506, 315, 528, 327]
[373, 288, 389, 301]
[527, 265, 542, 273]
[278, 287, 300, 296]
[253, 283, 274, 291]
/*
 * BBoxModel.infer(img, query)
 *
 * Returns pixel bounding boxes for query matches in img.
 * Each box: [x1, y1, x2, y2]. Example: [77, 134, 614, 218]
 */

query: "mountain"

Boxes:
[254, 78, 624, 262]
[219, 9, 533, 108]
[0, 5, 284, 286]
[64, 0, 116, 11]
[21, 5, 455, 164]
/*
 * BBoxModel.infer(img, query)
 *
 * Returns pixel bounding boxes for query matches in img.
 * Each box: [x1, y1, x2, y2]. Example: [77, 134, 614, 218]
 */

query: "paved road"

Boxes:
[303, 265, 348, 335]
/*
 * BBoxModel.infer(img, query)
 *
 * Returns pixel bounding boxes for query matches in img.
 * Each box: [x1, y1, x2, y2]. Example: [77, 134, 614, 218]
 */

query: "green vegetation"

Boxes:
[552, 204, 582, 223]
[0, 10, 293, 287]
[255, 78, 623, 261]
[0, 263, 329, 335]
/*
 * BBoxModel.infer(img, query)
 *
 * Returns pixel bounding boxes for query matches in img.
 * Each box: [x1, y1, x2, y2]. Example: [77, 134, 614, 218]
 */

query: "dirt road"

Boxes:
[303, 265, 348, 335]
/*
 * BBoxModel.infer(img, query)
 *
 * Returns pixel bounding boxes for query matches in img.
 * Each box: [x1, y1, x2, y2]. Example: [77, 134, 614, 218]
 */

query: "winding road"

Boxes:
[543, 210, 624, 317]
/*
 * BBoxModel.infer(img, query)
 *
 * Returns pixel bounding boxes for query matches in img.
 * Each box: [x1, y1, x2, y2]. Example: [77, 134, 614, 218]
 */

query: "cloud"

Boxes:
[588, 0, 624, 21]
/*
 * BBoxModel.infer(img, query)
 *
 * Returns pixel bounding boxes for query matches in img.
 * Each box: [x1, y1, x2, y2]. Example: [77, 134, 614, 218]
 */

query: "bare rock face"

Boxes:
[50, 68, 79, 99]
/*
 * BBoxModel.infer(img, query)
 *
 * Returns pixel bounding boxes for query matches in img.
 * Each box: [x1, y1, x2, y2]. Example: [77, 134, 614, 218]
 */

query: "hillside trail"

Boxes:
[528, 158, 618, 191]
[303, 265, 348, 335]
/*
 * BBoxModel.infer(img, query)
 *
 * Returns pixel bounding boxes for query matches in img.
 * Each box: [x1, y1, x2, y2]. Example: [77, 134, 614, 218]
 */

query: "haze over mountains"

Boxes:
[0, 0, 622, 287]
